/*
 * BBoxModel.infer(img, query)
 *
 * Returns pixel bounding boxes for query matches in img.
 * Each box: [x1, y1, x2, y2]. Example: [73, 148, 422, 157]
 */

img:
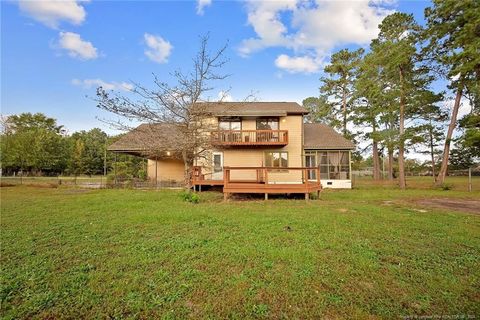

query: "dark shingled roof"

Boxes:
[109, 120, 355, 156]
[303, 123, 355, 150]
[193, 102, 308, 116]
[108, 123, 185, 155]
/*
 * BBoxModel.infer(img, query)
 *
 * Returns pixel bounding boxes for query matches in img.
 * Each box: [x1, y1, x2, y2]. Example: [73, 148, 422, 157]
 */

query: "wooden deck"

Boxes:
[211, 130, 288, 147]
[191, 166, 322, 200]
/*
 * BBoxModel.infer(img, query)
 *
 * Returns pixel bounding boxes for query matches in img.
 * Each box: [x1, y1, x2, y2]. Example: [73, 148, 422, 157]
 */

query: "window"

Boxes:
[257, 118, 279, 142]
[219, 117, 241, 130]
[265, 151, 288, 168]
[213, 153, 222, 173]
[256, 118, 279, 130]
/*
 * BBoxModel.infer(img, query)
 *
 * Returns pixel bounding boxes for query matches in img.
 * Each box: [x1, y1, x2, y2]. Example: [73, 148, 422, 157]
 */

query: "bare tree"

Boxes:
[96, 35, 229, 187]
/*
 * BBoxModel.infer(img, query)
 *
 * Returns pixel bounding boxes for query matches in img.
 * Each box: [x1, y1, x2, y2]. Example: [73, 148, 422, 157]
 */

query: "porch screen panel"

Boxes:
[328, 151, 341, 179]
[319, 151, 328, 179]
[340, 151, 350, 179]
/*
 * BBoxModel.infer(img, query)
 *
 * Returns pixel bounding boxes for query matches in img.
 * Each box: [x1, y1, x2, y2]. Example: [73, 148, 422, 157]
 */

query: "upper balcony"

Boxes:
[211, 130, 288, 147]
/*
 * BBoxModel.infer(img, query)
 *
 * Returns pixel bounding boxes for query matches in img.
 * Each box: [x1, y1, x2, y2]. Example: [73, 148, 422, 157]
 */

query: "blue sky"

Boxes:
[1, 0, 432, 134]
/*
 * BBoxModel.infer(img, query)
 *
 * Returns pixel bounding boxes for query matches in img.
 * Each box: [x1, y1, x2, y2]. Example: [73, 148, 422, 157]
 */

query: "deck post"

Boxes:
[304, 168, 308, 192]
[265, 193, 268, 200]
[305, 192, 309, 200]
[199, 184, 202, 192]
[224, 192, 229, 201]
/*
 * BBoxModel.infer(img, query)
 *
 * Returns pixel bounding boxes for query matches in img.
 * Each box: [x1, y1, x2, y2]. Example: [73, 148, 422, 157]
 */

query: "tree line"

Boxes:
[0, 112, 144, 178]
[303, 0, 479, 188]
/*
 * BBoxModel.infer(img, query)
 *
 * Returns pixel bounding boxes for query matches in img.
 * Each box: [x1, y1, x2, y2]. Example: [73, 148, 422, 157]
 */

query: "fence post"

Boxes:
[114, 153, 118, 187]
[468, 167, 472, 192]
[155, 154, 158, 189]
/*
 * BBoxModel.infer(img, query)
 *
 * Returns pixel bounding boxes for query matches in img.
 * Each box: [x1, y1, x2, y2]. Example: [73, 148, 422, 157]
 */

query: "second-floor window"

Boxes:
[256, 117, 279, 130]
[219, 117, 241, 130]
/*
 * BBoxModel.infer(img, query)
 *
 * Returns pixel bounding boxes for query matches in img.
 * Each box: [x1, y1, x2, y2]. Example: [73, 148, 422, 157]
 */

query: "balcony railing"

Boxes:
[211, 130, 288, 146]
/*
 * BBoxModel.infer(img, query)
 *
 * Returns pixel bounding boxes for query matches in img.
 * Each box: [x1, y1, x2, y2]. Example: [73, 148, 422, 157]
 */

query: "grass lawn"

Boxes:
[1, 178, 479, 319]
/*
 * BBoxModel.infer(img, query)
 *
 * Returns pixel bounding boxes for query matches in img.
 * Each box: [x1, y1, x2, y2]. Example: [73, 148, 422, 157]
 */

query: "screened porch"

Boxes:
[304, 150, 351, 181]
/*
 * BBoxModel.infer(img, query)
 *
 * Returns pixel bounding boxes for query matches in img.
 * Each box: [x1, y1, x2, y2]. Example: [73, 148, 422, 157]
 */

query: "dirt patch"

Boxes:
[61, 189, 92, 194]
[416, 199, 480, 215]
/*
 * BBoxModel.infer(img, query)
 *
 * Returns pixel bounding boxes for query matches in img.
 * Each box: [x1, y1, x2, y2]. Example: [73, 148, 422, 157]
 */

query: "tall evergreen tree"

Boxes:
[423, 0, 480, 184]
[371, 13, 422, 189]
[302, 96, 339, 127]
[320, 48, 364, 138]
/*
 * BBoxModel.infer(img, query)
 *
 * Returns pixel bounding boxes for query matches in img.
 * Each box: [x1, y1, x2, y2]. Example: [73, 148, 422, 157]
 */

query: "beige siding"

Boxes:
[147, 159, 184, 182]
[222, 115, 304, 183]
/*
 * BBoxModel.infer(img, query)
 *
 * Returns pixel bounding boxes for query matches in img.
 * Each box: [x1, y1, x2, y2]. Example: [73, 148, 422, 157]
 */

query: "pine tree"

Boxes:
[320, 48, 364, 139]
[423, 0, 480, 184]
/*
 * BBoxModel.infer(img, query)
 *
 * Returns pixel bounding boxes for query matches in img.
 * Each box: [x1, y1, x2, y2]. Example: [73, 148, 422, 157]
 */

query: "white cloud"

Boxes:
[18, 0, 88, 29]
[72, 78, 133, 91]
[274, 54, 322, 73]
[196, 0, 212, 15]
[217, 90, 233, 102]
[456, 98, 473, 119]
[238, 0, 296, 57]
[239, 0, 394, 73]
[58, 32, 98, 60]
[144, 33, 173, 64]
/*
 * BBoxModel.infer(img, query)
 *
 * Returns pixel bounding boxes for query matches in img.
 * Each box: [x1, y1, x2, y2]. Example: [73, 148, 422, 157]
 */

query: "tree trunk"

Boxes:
[387, 148, 394, 180]
[372, 124, 381, 180]
[428, 120, 436, 183]
[182, 150, 191, 190]
[437, 82, 464, 185]
[342, 88, 347, 137]
[398, 67, 406, 190]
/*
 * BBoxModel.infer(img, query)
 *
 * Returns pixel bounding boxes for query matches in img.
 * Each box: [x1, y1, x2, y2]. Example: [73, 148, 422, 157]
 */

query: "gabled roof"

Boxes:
[109, 120, 355, 156]
[303, 123, 355, 150]
[108, 123, 185, 155]
[193, 102, 308, 116]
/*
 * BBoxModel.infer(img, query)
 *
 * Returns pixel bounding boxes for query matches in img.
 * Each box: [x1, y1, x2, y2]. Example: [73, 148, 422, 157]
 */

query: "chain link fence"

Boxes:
[351, 168, 479, 191]
[0, 175, 184, 189]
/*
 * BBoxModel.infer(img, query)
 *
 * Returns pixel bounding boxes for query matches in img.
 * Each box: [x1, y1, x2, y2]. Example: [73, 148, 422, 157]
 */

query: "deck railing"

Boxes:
[222, 166, 320, 185]
[211, 130, 288, 146]
[191, 166, 322, 199]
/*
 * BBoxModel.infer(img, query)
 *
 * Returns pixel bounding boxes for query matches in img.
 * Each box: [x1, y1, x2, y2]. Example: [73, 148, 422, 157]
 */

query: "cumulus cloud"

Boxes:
[455, 98, 473, 119]
[274, 54, 322, 73]
[72, 78, 133, 91]
[58, 32, 98, 60]
[144, 33, 173, 64]
[196, 0, 212, 15]
[239, 0, 394, 73]
[18, 0, 88, 28]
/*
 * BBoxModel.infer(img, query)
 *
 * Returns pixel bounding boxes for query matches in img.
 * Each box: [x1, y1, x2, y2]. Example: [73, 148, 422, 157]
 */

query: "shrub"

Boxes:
[138, 169, 147, 181]
[439, 183, 453, 191]
[181, 191, 200, 204]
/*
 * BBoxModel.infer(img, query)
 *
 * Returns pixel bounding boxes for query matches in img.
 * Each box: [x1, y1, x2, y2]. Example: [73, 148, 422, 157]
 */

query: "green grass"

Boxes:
[1, 179, 479, 319]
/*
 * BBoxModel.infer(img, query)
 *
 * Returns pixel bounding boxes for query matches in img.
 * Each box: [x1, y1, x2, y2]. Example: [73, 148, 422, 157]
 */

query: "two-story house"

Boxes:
[109, 102, 355, 198]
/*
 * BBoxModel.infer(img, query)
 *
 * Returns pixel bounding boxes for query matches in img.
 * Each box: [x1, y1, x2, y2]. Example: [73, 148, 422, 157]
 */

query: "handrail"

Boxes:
[213, 129, 288, 133]
[192, 166, 322, 190]
[211, 130, 288, 145]
[223, 166, 316, 170]
[223, 166, 321, 187]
